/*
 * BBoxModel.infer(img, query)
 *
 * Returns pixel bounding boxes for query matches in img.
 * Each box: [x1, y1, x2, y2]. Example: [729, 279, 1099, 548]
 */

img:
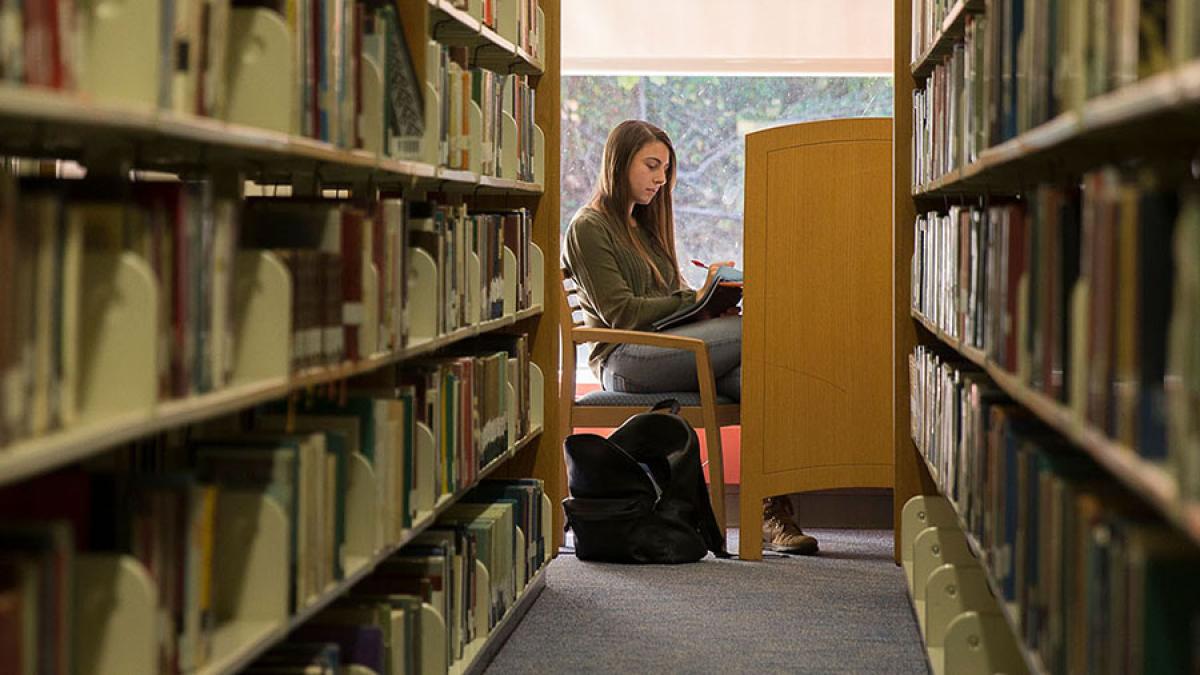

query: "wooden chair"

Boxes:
[559, 269, 738, 531]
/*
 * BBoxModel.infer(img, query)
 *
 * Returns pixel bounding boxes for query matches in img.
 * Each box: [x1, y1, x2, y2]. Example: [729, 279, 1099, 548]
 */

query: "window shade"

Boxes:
[562, 0, 894, 76]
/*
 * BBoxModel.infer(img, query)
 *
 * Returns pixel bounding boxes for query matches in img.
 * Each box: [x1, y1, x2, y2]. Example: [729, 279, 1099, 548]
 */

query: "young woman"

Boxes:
[562, 120, 819, 555]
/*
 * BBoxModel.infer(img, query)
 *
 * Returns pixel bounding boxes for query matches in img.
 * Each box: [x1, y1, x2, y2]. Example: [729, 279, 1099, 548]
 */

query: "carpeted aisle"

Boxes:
[484, 529, 928, 674]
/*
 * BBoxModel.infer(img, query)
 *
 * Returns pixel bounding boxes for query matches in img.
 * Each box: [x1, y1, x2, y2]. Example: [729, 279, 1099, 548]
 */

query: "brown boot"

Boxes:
[762, 496, 819, 555]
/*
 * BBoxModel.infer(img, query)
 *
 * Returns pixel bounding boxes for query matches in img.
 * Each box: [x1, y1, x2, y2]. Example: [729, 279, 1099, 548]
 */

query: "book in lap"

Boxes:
[652, 267, 743, 331]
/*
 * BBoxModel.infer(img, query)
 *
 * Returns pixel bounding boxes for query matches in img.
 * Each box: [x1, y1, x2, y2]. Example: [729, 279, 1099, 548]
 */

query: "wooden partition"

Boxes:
[739, 118, 894, 561]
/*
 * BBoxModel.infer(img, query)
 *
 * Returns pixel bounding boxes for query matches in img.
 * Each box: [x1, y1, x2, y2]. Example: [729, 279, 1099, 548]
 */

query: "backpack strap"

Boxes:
[648, 398, 729, 558]
[610, 442, 663, 504]
[695, 475, 732, 558]
[649, 399, 681, 415]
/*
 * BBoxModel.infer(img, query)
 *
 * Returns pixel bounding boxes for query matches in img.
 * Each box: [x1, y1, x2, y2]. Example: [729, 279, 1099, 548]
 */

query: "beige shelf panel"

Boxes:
[908, 481, 1050, 675]
[911, 309, 1200, 547]
[912, 61, 1200, 196]
[0, 306, 544, 488]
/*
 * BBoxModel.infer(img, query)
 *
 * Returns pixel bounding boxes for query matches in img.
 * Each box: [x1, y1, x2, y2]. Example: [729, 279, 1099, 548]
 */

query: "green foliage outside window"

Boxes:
[561, 75, 893, 288]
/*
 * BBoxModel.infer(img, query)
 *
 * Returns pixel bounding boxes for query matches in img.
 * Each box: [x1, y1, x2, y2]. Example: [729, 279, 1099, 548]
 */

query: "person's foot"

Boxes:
[762, 496, 819, 555]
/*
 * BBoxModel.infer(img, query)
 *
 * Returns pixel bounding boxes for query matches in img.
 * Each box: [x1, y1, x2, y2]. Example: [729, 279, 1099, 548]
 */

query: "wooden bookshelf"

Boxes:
[913, 60, 1200, 197]
[910, 0, 984, 80]
[196, 424, 545, 675]
[894, 1, 1200, 670]
[911, 309, 1200, 548]
[894, 0, 932, 564]
[0, 0, 562, 671]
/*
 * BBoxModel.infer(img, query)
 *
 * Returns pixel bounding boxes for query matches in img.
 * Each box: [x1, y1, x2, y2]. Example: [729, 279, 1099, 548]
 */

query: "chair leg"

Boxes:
[693, 345, 726, 536]
[739, 486, 763, 561]
[702, 420, 726, 534]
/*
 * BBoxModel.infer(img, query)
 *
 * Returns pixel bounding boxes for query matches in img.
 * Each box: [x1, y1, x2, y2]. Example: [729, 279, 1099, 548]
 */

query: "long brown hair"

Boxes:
[587, 120, 682, 290]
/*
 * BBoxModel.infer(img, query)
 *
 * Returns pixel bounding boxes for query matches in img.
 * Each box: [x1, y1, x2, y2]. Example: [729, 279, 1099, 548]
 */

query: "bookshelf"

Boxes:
[0, 0, 562, 673]
[898, 0, 1200, 672]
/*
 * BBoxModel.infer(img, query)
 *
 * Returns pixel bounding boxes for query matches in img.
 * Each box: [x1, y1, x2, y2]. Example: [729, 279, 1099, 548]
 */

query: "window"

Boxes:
[562, 75, 893, 381]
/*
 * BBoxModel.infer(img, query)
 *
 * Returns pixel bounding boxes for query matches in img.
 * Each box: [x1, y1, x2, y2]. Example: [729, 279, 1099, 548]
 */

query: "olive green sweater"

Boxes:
[563, 207, 697, 376]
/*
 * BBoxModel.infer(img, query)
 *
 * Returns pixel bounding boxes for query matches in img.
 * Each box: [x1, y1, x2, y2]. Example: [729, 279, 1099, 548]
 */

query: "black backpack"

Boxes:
[563, 400, 730, 563]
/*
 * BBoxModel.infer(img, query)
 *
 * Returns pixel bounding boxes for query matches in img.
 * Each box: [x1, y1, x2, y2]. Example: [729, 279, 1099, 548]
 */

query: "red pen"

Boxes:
[689, 259, 708, 269]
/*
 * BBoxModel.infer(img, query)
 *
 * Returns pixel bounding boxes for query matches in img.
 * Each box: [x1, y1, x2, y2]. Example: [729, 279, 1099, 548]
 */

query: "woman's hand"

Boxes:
[697, 261, 736, 298]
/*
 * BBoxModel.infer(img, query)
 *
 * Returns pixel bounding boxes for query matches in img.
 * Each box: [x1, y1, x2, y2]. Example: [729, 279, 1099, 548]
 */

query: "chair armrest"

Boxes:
[571, 327, 706, 353]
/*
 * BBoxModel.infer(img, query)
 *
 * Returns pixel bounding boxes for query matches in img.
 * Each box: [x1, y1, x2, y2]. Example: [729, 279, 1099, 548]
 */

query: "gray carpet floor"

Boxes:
[484, 529, 929, 674]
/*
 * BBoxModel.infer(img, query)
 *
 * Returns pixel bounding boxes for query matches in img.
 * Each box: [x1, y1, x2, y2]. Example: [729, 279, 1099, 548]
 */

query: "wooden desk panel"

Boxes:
[740, 119, 894, 560]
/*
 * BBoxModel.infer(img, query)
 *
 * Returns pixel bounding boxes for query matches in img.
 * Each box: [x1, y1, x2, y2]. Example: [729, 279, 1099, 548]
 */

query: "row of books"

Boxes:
[909, 346, 1200, 675]
[909, 167, 1199, 491]
[314, 331, 536, 511]
[246, 478, 547, 675]
[909, 0, 968, 63]
[911, 35, 972, 186]
[0, 170, 538, 448]
[0, 342, 536, 674]
[0, 1, 544, 180]
[293, 0, 407, 150]
[242, 195, 407, 370]
[0, 464, 227, 675]
[292, 0, 541, 170]
[422, 204, 535, 336]
[247, 198, 535, 363]
[438, 49, 492, 172]
[911, 0, 1198, 187]
[0, 174, 241, 445]
[508, 75, 538, 184]
[434, 45, 538, 183]
[453, 0, 542, 61]
[0, 0, 231, 116]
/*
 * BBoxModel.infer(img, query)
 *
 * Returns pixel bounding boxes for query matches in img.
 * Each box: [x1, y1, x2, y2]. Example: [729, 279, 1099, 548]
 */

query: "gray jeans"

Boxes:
[601, 316, 742, 401]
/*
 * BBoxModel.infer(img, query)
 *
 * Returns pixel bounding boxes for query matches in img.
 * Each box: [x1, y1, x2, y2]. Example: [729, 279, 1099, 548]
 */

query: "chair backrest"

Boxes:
[560, 267, 587, 329]
[559, 268, 582, 427]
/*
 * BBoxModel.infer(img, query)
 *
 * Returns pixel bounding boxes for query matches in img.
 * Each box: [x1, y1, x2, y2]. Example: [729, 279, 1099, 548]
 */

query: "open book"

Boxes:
[652, 267, 743, 331]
